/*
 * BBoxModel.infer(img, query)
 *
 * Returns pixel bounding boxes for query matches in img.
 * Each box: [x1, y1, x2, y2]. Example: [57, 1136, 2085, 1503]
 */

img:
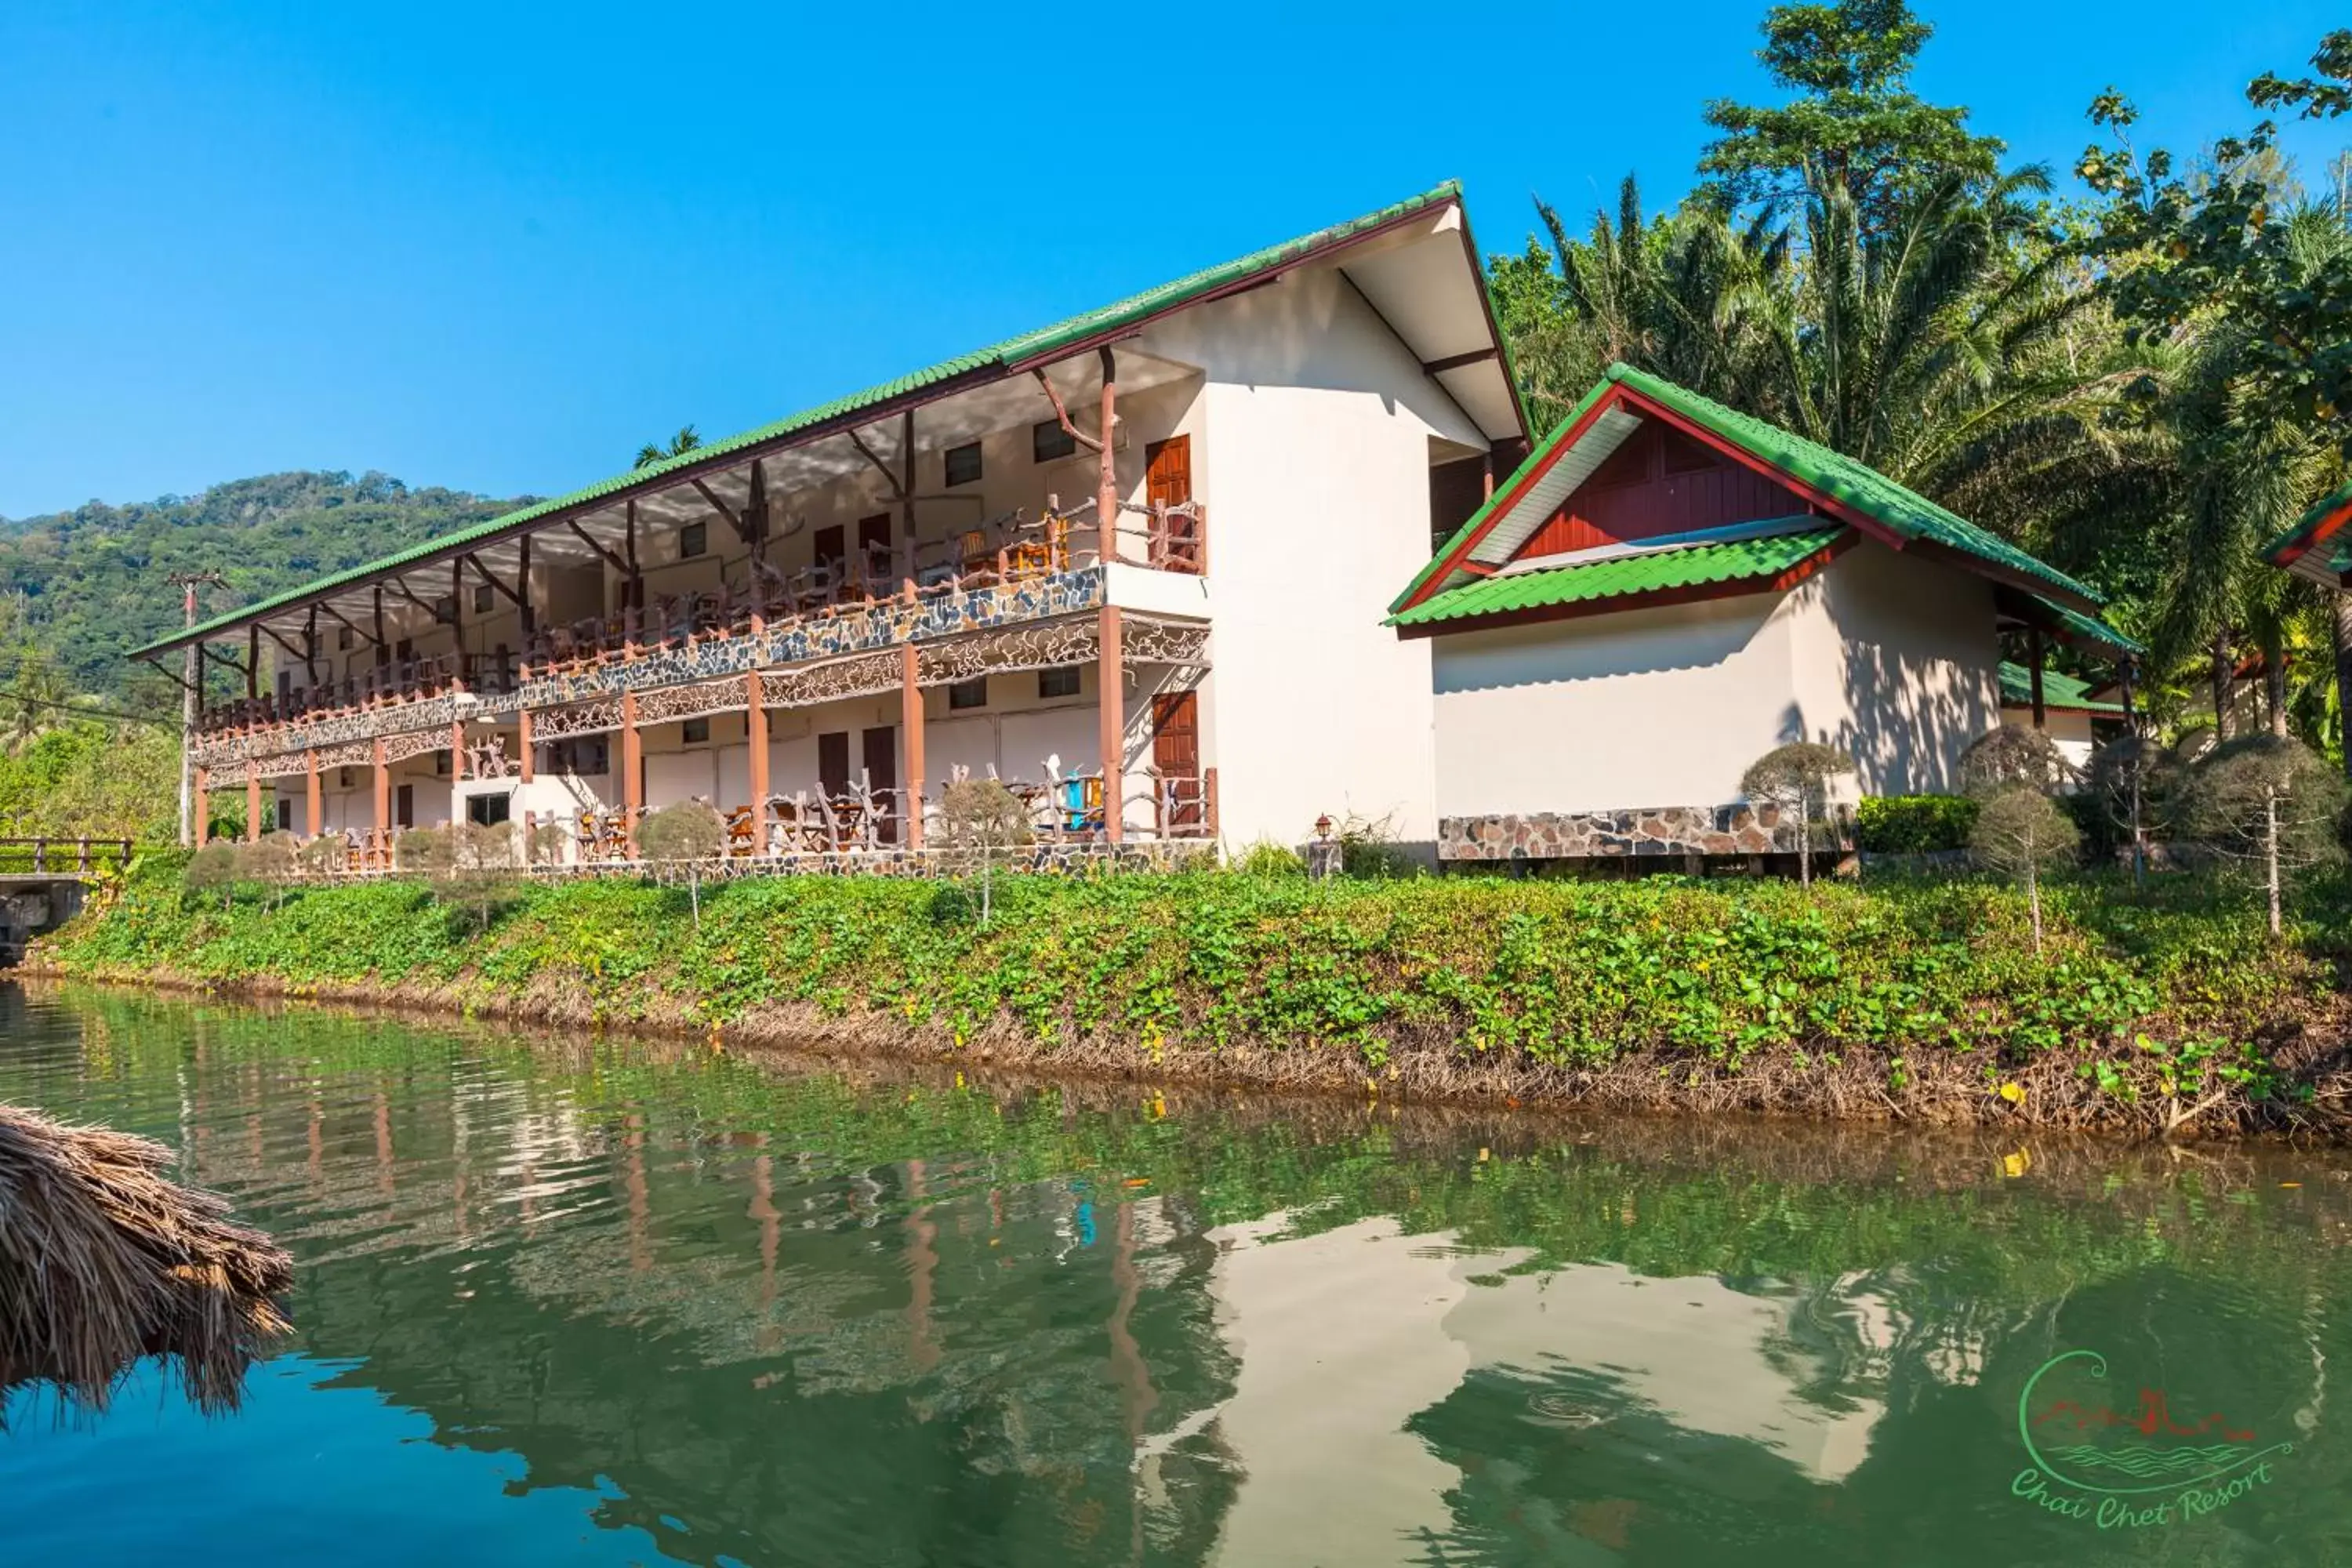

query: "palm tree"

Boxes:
[633, 426, 702, 470]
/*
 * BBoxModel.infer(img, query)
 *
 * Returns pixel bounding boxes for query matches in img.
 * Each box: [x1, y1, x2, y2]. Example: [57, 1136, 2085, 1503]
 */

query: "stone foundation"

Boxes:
[1439, 804, 1821, 862]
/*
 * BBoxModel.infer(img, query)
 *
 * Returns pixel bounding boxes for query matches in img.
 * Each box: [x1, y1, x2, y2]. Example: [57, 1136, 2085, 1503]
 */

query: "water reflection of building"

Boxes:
[1192, 1214, 1896, 1564]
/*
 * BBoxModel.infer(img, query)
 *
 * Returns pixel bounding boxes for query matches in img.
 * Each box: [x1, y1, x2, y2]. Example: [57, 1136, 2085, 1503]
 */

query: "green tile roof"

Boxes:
[2030, 595, 2144, 656]
[1393, 362, 2108, 614]
[1999, 661, 2124, 714]
[2262, 476, 2352, 580]
[1387, 523, 1843, 628]
[139, 181, 1497, 659]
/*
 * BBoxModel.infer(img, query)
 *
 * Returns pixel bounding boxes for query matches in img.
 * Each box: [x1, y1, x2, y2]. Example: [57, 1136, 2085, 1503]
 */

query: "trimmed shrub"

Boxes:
[1857, 795, 1979, 855]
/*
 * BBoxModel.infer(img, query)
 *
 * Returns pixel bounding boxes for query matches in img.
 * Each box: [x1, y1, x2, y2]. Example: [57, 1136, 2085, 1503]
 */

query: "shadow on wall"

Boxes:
[1431, 595, 1782, 695]
[1828, 637, 1993, 795]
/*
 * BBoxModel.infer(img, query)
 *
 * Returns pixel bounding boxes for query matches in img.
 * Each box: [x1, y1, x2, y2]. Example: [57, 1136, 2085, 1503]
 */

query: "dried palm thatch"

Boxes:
[0, 1103, 291, 1419]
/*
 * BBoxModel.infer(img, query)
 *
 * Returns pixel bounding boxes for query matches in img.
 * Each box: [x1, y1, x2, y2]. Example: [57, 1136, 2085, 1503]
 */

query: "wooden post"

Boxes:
[899, 645, 924, 851]
[900, 408, 919, 598]
[372, 738, 390, 861]
[1098, 604, 1123, 844]
[517, 534, 535, 642]
[1096, 348, 1120, 564]
[246, 625, 260, 702]
[745, 671, 768, 824]
[517, 709, 535, 784]
[194, 768, 209, 845]
[2027, 625, 2047, 730]
[621, 688, 644, 851]
[450, 719, 466, 782]
[306, 750, 322, 838]
[246, 774, 262, 842]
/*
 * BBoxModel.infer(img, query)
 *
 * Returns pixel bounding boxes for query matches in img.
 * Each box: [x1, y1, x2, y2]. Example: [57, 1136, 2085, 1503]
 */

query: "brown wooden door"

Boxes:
[818, 731, 850, 798]
[814, 524, 845, 578]
[394, 783, 414, 830]
[862, 726, 898, 844]
[857, 514, 893, 592]
[1145, 435, 1196, 570]
[1151, 691, 1200, 828]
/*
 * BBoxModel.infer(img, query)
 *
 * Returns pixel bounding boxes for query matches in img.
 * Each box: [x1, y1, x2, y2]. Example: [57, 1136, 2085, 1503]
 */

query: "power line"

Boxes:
[0, 689, 173, 728]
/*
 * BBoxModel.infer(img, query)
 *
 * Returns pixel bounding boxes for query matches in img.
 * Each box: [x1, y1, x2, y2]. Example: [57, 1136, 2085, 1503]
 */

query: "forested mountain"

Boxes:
[0, 471, 522, 702]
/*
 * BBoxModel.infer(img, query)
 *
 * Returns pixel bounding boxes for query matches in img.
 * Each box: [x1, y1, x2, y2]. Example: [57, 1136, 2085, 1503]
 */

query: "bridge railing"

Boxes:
[0, 837, 136, 877]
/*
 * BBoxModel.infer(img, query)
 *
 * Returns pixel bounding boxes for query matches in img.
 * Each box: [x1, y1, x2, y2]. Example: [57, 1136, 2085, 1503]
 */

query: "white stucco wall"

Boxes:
[1133, 266, 1485, 852]
[1430, 542, 2003, 820]
[2002, 706, 2097, 773]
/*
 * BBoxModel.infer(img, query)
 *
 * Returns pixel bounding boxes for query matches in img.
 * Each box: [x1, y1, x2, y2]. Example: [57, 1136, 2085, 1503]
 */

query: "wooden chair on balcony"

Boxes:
[724, 804, 757, 857]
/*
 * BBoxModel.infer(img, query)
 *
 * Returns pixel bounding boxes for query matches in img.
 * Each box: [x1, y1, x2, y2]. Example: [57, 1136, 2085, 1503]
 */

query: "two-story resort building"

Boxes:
[140, 183, 1526, 865]
[1385, 364, 2140, 864]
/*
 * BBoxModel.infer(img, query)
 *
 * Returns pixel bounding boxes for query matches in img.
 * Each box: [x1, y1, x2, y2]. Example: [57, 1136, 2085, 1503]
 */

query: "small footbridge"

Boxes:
[0, 839, 133, 964]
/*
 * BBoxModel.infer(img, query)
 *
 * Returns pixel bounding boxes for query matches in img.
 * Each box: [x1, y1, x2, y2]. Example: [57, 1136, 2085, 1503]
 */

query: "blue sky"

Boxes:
[1, 0, 2344, 520]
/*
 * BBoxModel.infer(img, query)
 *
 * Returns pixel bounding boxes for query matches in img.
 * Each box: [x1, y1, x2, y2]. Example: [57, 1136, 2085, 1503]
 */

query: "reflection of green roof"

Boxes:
[2263, 477, 2352, 583]
[1387, 523, 1842, 629]
[140, 182, 1505, 659]
[1999, 662, 2124, 714]
[1394, 362, 2108, 614]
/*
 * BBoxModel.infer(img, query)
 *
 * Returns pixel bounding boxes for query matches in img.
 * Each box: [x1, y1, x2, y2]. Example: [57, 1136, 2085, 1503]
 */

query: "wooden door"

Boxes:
[1151, 691, 1200, 828]
[814, 524, 845, 579]
[857, 514, 893, 593]
[1145, 435, 1196, 571]
[395, 783, 415, 830]
[818, 731, 850, 798]
[862, 726, 899, 845]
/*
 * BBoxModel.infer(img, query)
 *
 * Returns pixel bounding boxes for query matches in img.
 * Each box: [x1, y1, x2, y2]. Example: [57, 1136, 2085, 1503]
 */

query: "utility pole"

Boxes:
[167, 571, 225, 847]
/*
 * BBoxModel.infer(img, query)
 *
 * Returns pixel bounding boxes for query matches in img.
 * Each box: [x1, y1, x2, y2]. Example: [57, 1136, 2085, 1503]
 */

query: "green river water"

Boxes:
[2, 982, 2349, 1565]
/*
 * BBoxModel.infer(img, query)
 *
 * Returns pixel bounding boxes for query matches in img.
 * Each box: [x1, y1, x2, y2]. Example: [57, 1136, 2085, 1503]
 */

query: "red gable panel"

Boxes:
[1512, 422, 1809, 559]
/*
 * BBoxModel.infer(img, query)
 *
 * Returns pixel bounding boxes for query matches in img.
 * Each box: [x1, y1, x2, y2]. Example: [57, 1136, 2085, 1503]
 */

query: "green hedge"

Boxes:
[34, 854, 2347, 1087]
[1857, 795, 1980, 855]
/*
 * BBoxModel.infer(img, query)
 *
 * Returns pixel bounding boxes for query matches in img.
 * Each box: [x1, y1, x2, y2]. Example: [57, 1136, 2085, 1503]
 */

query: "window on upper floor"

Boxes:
[680, 521, 708, 559]
[433, 597, 457, 625]
[944, 442, 983, 487]
[473, 583, 495, 614]
[681, 717, 711, 745]
[1038, 666, 1080, 699]
[1033, 419, 1076, 464]
[948, 677, 988, 711]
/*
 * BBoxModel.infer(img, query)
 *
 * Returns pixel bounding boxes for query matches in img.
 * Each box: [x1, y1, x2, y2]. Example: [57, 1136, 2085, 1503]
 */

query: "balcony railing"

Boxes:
[198, 498, 1203, 739]
[269, 764, 1218, 877]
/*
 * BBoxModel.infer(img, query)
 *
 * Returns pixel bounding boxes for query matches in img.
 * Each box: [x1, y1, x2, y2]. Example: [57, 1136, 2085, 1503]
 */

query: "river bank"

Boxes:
[28, 855, 2352, 1138]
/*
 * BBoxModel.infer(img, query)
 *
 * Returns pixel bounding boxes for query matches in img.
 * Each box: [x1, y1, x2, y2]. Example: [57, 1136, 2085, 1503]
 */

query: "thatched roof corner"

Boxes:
[0, 1104, 292, 1420]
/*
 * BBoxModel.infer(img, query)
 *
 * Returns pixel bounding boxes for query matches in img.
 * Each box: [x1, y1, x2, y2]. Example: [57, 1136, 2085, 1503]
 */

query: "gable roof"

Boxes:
[2263, 476, 2352, 586]
[138, 181, 1522, 659]
[1998, 662, 2125, 715]
[1391, 363, 2109, 617]
[1388, 521, 1846, 632]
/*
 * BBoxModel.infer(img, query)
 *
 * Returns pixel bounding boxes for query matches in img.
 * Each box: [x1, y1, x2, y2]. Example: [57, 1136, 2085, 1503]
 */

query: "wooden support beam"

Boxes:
[306, 750, 322, 838]
[1031, 365, 1106, 454]
[318, 601, 379, 650]
[620, 689, 644, 852]
[691, 477, 749, 544]
[847, 425, 911, 495]
[564, 518, 629, 576]
[2027, 625, 2047, 730]
[899, 646, 924, 851]
[386, 577, 437, 620]
[626, 501, 642, 616]
[1098, 604, 1123, 845]
[463, 552, 526, 609]
[745, 671, 768, 826]
[899, 408, 916, 595]
[194, 767, 209, 845]
[450, 720, 466, 782]
[1421, 347, 1499, 376]
[372, 587, 390, 663]
[304, 608, 321, 684]
[246, 774, 262, 842]
[517, 708, 534, 784]
[517, 535, 535, 639]
[260, 622, 307, 666]
[246, 626, 260, 700]
[373, 738, 390, 855]
[1094, 349, 1120, 568]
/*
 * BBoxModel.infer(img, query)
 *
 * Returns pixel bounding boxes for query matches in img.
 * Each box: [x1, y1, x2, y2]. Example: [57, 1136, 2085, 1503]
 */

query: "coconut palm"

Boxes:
[633, 425, 702, 470]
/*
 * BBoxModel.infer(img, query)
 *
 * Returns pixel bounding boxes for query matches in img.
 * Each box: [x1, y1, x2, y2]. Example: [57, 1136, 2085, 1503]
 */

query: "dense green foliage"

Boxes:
[0, 470, 517, 701]
[0, 719, 180, 841]
[41, 861, 2345, 1117]
[1855, 793, 1978, 854]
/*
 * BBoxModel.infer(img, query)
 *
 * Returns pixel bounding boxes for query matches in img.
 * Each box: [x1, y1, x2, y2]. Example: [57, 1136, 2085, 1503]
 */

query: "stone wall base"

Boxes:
[1440, 805, 1820, 862]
